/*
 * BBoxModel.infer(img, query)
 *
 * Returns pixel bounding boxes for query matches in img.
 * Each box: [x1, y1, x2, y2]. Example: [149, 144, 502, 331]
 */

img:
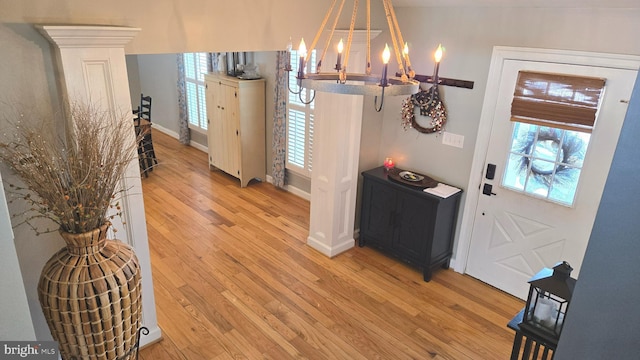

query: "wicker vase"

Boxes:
[37, 223, 142, 360]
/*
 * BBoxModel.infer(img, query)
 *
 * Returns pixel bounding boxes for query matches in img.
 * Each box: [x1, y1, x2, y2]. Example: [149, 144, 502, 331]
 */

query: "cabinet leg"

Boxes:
[423, 269, 432, 282]
[358, 238, 365, 247]
[442, 259, 450, 270]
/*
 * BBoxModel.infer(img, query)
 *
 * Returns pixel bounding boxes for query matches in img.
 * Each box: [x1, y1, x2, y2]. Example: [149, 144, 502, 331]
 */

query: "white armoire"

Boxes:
[205, 73, 266, 187]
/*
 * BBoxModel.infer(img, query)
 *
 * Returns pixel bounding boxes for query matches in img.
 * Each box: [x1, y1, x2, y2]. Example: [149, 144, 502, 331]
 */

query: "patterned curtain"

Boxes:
[208, 52, 218, 73]
[176, 54, 190, 145]
[271, 50, 289, 188]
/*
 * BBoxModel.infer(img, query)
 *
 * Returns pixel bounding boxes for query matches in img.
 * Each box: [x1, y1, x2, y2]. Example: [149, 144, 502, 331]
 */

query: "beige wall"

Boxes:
[0, 0, 377, 54]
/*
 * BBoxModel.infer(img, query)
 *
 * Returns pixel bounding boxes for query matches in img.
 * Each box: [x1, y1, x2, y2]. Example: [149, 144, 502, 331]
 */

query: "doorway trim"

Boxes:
[453, 46, 640, 275]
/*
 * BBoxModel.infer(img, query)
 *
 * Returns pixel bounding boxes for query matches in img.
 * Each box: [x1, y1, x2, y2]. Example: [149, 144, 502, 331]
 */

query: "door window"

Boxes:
[503, 123, 590, 206]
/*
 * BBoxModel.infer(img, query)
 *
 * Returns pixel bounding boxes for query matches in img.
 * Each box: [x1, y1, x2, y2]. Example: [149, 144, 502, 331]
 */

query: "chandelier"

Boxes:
[286, 0, 421, 112]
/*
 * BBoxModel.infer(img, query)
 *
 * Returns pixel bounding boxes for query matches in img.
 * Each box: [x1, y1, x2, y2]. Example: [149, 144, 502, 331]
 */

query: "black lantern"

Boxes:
[520, 261, 577, 344]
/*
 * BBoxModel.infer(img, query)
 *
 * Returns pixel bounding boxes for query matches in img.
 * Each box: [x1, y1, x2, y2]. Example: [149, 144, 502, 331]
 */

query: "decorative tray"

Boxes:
[387, 167, 438, 188]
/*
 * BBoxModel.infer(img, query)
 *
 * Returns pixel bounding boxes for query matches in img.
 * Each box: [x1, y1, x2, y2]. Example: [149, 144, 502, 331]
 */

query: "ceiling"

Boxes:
[393, 0, 640, 8]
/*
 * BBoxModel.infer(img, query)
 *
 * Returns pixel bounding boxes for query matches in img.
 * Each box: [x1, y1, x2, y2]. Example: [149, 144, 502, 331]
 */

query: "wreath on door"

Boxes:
[401, 85, 447, 134]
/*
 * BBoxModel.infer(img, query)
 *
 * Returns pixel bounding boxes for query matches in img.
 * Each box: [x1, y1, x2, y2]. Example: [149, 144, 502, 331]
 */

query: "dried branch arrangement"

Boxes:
[0, 101, 142, 234]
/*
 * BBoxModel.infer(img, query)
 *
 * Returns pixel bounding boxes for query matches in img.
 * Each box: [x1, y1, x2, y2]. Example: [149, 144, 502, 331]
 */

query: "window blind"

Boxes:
[286, 49, 316, 176]
[511, 71, 606, 133]
[184, 52, 209, 131]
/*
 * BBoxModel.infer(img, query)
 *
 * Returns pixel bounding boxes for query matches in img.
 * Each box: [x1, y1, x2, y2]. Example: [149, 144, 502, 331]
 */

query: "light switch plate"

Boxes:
[442, 132, 464, 148]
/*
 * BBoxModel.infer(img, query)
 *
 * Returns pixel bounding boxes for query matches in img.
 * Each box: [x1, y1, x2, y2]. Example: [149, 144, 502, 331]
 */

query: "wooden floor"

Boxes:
[138, 131, 524, 360]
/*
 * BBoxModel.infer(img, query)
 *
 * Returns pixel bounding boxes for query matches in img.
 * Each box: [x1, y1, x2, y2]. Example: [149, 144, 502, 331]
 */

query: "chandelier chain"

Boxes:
[388, 1, 411, 78]
[308, 0, 339, 66]
[382, 0, 404, 79]
[342, 0, 359, 75]
[317, 0, 346, 73]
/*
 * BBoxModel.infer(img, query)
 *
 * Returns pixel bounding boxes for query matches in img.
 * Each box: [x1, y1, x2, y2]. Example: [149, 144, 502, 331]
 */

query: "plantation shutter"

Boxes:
[184, 53, 209, 130]
[511, 71, 606, 133]
[286, 49, 316, 175]
[287, 109, 307, 168]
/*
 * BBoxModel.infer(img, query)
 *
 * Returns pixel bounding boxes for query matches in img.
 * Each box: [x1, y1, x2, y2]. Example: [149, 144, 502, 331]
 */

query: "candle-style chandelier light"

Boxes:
[286, 0, 421, 112]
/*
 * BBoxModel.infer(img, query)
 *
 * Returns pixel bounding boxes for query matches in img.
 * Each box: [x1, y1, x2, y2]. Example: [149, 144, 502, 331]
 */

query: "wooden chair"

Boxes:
[134, 94, 157, 177]
[140, 95, 151, 120]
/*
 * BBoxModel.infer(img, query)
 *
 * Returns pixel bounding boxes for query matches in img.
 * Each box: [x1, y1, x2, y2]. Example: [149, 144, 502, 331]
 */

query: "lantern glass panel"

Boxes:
[524, 287, 568, 339]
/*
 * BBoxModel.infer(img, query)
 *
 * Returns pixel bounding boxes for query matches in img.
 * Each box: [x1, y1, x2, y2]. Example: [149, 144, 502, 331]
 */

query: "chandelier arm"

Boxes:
[382, 0, 404, 77]
[318, 0, 347, 73]
[388, 2, 412, 77]
[308, 0, 339, 65]
[287, 72, 303, 95]
[366, 0, 371, 75]
[298, 89, 316, 105]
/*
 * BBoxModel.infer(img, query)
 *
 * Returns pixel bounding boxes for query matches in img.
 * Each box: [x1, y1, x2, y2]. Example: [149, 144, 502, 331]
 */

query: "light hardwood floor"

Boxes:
[138, 131, 524, 360]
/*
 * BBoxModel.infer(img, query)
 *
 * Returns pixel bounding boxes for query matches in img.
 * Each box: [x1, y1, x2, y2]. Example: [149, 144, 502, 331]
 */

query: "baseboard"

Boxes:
[188, 140, 208, 153]
[138, 324, 162, 349]
[307, 235, 355, 258]
[150, 124, 178, 140]
[152, 124, 208, 153]
[265, 175, 311, 201]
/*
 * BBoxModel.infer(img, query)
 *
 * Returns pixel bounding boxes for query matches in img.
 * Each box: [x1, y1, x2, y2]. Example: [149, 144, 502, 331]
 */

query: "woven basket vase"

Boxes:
[38, 223, 142, 360]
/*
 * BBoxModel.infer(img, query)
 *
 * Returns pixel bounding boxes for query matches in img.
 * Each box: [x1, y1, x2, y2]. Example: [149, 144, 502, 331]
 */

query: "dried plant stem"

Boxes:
[0, 101, 142, 234]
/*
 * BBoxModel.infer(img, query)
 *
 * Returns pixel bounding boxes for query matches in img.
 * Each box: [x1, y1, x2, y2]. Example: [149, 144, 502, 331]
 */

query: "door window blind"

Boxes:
[511, 71, 606, 133]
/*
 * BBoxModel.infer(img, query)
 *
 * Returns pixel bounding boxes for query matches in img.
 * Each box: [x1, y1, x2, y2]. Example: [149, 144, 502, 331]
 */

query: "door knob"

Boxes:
[483, 183, 497, 196]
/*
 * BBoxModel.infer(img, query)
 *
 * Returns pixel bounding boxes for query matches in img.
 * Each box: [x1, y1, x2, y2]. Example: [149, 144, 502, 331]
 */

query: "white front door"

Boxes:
[465, 54, 637, 299]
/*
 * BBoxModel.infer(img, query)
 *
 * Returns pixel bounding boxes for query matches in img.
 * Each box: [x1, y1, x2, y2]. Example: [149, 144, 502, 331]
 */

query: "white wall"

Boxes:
[0, 171, 36, 341]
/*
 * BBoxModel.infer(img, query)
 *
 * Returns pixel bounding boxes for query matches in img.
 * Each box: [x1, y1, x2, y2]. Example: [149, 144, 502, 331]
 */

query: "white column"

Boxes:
[37, 25, 161, 347]
[306, 31, 377, 257]
[307, 91, 364, 256]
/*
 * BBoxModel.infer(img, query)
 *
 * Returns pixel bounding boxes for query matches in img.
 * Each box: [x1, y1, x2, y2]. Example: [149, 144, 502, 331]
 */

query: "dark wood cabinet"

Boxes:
[359, 167, 462, 281]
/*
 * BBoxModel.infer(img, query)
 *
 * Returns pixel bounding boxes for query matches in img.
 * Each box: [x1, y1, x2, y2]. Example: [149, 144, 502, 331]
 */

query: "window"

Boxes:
[502, 71, 605, 206]
[503, 124, 590, 206]
[286, 49, 316, 177]
[183, 52, 208, 132]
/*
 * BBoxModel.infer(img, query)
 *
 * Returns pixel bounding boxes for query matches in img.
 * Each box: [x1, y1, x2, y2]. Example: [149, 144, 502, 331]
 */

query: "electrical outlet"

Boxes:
[442, 132, 464, 148]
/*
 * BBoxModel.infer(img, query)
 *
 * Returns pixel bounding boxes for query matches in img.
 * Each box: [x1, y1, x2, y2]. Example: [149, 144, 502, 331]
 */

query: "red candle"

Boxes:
[383, 157, 395, 170]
